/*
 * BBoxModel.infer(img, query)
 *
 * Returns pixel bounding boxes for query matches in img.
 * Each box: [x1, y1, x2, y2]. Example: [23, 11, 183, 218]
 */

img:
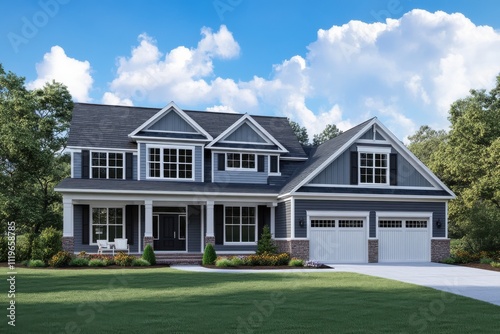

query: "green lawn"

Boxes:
[2, 267, 499, 333]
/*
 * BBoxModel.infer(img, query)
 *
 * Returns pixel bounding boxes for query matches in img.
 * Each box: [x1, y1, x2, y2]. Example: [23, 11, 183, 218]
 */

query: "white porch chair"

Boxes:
[97, 240, 114, 255]
[114, 238, 130, 254]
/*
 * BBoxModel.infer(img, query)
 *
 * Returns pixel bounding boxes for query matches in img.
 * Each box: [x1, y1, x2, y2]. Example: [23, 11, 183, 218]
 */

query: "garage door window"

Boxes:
[379, 220, 402, 228]
[338, 220, 363, 228]
[406, 220, 427, 228]
[311, 220, 335, 228]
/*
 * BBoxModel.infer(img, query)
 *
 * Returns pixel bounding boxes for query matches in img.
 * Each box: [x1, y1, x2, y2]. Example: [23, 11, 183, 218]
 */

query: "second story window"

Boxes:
[91, 152, 124, 179]
[148, 146, 193, 180]
[226, 153, 255, 170]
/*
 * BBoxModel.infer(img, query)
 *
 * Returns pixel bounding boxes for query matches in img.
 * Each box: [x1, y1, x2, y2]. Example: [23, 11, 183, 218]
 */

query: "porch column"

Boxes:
[143, 200, 154, 249]
[270, 204, 276, 237]
[204, 201, 215, 246]
[62, 197, 74, 253]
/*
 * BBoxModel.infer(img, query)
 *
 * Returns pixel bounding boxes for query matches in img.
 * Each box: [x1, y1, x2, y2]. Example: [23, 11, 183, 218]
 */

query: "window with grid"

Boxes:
[338, 220, 364, 228]
[406, 220, 427, 228]
[311, 219, 335, 228]
[225, 206, 256, 243]
[227, 153, 256, 169]
[91, 208, 124, 243]
[148, 147, 193, 179]
[91, 152, 124, 179]
[378, 220, 403, 228]
[360, 153, 388, 184]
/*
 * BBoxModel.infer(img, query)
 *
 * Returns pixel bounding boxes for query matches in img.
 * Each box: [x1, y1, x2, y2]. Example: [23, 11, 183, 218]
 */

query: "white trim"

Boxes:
[268, 154, 281, 176]
[221, 140, 274, 146]
[223, 205, 258, 245]
[128, 102, 213, 140]
[63, 197, 73, 237]
[356, 139, 390, 145]
[279, 156, 308, 161]
[305, 184, 437, 190]
[357, 150, 389, 186]
[270, 205, 276, 237]
[89, 151, 126, 180]
[145, 144, 195, 181]
[225, 152, 257, 171]
[67, 146, 136, 152]
[290, 197, 295, 239]
[137, 143, 141, 180]
[201, 146, 205, 183]
[279, 192, 453, 201]
[70, 151, 74, 178]
[132, 136, 209, 143]
[357, 146, 392, 154]
[200, 204, 205, 252]
[211, 151, 215, 183]
[209, 147, 285, 154]
[207, 114, 288, 153]
[143, 129, 198, 135]
[89, 206, 126, 245]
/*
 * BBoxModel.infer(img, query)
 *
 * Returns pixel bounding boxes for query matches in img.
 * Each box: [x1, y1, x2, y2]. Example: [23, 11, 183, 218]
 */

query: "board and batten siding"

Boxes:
[223, 123, 266, 143]
[140, 143, 202, 182]
[213, 153, 268, 184]
[397, 155, 432, 187]
[275, 200, 292, 238]
[187, 205, 202, 253]
[294, 199, 446, 238]
[147, 111, 197, 133]
[73, 152, 82, 178]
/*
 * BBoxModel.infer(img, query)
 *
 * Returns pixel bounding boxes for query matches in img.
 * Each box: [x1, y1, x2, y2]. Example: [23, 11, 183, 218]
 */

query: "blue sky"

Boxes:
[2, 0, 500, 141]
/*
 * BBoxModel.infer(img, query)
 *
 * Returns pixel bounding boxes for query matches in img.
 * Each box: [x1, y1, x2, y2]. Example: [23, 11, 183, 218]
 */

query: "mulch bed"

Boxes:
[458, 263, 500, 272]
[202, 264, 332, 270]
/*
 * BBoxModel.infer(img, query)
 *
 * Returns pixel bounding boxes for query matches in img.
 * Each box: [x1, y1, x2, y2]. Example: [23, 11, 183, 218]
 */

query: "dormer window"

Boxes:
[226, 153, 256, 170]
[357, 146, 391, 185]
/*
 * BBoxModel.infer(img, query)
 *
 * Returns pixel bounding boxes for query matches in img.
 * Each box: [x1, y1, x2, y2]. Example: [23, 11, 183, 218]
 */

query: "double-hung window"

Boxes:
[148, 146, 193, 180]
[358, 147, 390, 185]
[91, 207, 124, 243]
[226, 153, 256, 170]
[91, 152, 124, 179]
[225, 206, 256, 243]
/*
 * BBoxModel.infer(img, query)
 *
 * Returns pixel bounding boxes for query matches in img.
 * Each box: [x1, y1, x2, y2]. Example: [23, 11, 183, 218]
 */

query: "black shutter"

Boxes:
[125, 153, 133, 180]
[82, 205, 90, 245]
[214, 205, 224, 245]
[217, 154, 225, 171]
[125, 205, 136, 245]
[81, 150, 90, 179]
[350, 151, 358, 185]
[270, 156, 278, 173]
[390, 153, 398, 186]
[257, 155, 265, 172]
[257, 206, 270, 240]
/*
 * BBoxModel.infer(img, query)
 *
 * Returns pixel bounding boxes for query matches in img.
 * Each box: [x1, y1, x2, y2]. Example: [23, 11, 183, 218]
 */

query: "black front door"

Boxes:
[154, 214, 186, 251]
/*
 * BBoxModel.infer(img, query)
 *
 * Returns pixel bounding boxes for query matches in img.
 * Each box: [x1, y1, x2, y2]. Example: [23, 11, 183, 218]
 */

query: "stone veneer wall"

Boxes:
[274, 240, 309, 260]
[431, 239, 450, 262]
[62, 237, 74, 253]
[204, 236, 215, 248]
[143, 236, 154, 251]
[368, 239, 378, 263]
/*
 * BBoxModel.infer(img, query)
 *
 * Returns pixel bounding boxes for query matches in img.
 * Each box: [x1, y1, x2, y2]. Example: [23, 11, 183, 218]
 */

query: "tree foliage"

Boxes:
[407, 74, 500, 252]
[288, 119, 309, 145]
[312, 124, 343, 146]
[0, 64, 73, 255]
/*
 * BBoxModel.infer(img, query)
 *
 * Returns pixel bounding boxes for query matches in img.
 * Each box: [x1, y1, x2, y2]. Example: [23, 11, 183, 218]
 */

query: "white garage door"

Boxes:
[378, 219, 430, 262]
[309, 218, 367, 263]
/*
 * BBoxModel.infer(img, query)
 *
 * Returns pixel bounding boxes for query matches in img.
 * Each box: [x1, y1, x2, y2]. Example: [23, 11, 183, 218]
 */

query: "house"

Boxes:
[55, 102, 455, 263]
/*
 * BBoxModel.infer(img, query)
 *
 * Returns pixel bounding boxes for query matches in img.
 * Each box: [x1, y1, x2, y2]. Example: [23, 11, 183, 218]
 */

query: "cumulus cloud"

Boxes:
[28, 45, 93, 102]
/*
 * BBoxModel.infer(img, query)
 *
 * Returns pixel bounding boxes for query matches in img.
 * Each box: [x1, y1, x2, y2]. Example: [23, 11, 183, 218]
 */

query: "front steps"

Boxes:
[155, 253, 203, 265]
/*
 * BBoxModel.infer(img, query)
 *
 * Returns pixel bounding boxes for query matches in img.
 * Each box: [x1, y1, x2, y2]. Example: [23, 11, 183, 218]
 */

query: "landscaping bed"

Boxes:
[202, 264, 332, 270]
[458, 262, 500, 272]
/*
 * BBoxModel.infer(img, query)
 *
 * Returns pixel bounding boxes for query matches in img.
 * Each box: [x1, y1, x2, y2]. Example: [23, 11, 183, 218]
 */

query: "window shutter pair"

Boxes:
[81, 150, 133, 179]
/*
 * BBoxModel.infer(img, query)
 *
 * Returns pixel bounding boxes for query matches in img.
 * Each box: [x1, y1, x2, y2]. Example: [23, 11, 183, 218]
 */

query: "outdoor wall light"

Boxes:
[436, 219, 442, 229]
[299, 218, 305, 227]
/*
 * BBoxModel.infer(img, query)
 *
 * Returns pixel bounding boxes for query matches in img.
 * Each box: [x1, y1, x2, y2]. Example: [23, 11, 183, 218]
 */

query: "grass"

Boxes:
[2, 267, 500, 333]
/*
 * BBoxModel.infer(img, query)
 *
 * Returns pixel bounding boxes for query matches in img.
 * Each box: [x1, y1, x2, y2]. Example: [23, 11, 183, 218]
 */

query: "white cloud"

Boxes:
[28, 45, 93, 102]
[102, 92, 133, 106]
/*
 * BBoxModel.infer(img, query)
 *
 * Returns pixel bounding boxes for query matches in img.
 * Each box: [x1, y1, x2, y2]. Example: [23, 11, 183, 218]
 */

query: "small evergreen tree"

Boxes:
[142, 244, 156, 265]
[256, 225, 277, 255]
[202, 243, 217, 265]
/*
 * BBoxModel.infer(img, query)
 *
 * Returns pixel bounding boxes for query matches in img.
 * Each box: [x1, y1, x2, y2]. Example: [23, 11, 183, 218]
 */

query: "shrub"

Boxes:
[289, 258, 304, 267]
[441, 257, 458, 264]
[114, 252, 135, 266]
[256, 225, 277, 255]
[142, 244, 156, 265]
[15, 234, 31, 262]
[229, 256, 245, 266]
[202, 243, 217, 265]
[0, 237, 7, 262]
[28, 259, 46, 267]
[77, 251, 88, 258]
[32, 227, 62, 263]
[48, 251, 72, 267]
[491, 262, 500, 268]
[215, 257, 234, 267]
[69, 257, 90, 267]
[132, 258, 150, 266]
[88, 254, 114, 265]
[480, 257, 494, 264]
[245, 252, 290, 266]
[88, 259, 106, 267]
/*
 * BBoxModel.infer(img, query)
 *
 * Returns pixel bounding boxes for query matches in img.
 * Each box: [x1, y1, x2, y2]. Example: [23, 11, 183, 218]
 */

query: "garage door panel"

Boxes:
[379, 218, 430, 262]
[379, 230, 406, 262]
[405, 230, 429, 261]
[310, 229, 337, 262]
[338, 229, 365, 262]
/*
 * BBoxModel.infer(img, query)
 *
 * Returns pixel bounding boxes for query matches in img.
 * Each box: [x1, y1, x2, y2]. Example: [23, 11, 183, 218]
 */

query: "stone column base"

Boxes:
[273, 240, 309, 260]
[204, 236, 215, 248]
[431, 239, 450, 262]
[62, 237, 74, 253]
[143, 236, 154, 251]
[368, 239, 378, 263]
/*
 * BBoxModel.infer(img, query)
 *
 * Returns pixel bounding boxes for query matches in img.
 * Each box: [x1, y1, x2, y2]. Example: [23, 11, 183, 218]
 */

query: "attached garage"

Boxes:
[308, 212, 368, 263]
[377, 213, 431, 262]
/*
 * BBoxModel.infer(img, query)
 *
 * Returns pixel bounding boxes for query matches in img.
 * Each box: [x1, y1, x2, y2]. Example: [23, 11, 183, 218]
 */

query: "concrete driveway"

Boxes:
[331, 262, 500, 306]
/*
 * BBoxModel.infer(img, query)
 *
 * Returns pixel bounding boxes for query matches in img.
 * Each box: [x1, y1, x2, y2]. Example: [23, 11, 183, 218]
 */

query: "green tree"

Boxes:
[0, 64, 73, 257]
[288, 119, 309, 145]
[407, 125, 447, 166]
[312, 124, 343, 146]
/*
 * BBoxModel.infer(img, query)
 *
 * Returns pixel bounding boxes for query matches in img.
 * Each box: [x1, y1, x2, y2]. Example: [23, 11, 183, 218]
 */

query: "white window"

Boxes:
[91, 152, 124, 179]
[91, 208, 124, 243]
[269, 155, 280, 175]
[225, 206, 257, 243]
[147, 146, 193, 179]
[226, 153, 256, 170]
[357, 147, 391, 185]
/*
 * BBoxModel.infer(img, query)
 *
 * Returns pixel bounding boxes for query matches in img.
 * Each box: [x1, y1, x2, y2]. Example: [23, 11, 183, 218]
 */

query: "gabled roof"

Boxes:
[279, 117, 456, 198]
[129, 101, 212, 141]
[206, 114, 288, 153]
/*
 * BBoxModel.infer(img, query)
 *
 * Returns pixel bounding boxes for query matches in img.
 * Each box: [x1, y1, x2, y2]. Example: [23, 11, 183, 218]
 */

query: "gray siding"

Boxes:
[375, 131, 386, 140]
[140, 143, 202, 182]
[360, 128, 373, 140]
[148, 111, 197, 133]
[398, 155, 432, 187]
[213, 153, 268, 184]
[275, 200, 291, 238]
[224, 123, 266, 143]
[294, 199, 446, 238]
[310, 149, 350, 185]
[188, 205, 202, 253]
[73, 152, 82, 178]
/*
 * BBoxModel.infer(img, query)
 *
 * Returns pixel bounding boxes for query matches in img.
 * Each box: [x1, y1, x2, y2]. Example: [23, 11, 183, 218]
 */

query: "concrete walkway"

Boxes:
[171, 263, 500, 306]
